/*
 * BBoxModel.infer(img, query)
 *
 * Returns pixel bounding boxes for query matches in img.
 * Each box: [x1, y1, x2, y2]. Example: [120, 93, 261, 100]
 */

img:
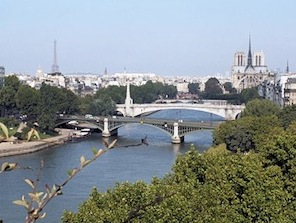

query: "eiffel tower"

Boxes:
[51, 39, 59, 73]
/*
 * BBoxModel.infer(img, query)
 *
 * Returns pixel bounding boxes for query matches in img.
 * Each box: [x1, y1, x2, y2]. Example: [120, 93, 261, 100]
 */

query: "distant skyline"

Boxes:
[1, 0, 295, 76]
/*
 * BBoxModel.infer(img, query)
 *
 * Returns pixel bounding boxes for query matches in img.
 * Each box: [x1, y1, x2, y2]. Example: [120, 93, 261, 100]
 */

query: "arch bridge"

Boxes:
[116, 82, 245, 120]
[56, 116, 220, 144]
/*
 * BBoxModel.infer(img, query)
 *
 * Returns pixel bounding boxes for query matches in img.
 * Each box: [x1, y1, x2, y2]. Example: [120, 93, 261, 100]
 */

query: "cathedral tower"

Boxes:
[231, 36, 268, 92]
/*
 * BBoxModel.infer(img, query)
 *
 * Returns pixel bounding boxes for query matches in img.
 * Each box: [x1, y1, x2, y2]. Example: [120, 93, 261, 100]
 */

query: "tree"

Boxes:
[162, 84, 177, 99]
[59, 88, 79, 114]
[4, 75, 21, 92]
[278, 104, 296, 129]
[94, 85, 126, 104]
[205, 77, 222, 95]
[0, 86, 17, 117]
[241, 99, 281, 118]
[77, 94, 94, 115]
[224, 125, 254, 152]
[201, 77, 223, 99]
[240, 87, 260, 103]
[37, 84, 67, 132]
[0, 76, 21, 116]
[213, 116, 281, 152]
[15, 85, 40, 115]
[62, 146, 295, 222]
[223, 82, 237, 94]
[188, 83, 200, 94]
[88, 97, 116, 116]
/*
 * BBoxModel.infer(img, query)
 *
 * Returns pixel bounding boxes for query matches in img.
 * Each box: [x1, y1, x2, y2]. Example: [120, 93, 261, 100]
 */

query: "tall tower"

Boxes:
[286, 60, 289, 73]
[51, 39, 59, 73]
[245, 35, 254, 71]
[125, 80, 133, 116]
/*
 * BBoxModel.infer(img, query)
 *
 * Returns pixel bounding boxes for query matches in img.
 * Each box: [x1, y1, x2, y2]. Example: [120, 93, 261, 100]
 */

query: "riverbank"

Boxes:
[0, 128, 73, 158]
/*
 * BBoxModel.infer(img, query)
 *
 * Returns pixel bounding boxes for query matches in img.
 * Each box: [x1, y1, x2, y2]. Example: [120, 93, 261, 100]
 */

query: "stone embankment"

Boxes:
[0, 129, 72, 158]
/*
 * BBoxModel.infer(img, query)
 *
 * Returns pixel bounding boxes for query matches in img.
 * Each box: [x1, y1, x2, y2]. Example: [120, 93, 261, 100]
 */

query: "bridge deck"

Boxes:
[57, 116, 219, 138]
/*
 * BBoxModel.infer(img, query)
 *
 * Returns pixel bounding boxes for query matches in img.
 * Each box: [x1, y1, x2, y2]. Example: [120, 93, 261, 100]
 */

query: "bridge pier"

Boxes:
[102, 118, 118, 137]
[171, 122, 184, 144]
[102, 118, 111, 137]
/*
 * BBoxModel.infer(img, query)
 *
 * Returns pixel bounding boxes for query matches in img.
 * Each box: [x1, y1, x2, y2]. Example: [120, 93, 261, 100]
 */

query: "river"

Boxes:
[0, 110, 223, 222]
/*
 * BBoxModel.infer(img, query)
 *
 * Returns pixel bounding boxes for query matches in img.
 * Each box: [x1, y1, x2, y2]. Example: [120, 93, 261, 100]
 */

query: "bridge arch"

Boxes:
[55, 119, 104, 132]
[117, 83, 244, 120]
[56, 116, 218, 143]
[117, 103, 244, 120]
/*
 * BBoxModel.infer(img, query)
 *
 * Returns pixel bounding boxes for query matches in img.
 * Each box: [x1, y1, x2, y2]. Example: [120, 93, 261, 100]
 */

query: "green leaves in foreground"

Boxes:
[63, 145, 296, 223]
[0, 162, 18, 173]
[9, 146, 109, 223]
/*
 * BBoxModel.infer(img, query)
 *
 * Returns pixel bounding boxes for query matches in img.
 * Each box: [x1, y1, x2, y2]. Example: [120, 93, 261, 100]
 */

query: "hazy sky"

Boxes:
[1, 0, 295, 76]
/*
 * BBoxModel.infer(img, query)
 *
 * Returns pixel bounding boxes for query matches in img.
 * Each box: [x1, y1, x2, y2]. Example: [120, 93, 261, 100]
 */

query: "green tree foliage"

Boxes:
[37, 112, 57, 132]
[162, 84, 177, 99]
[240, 87, 260, 103]
[223, 81, 234, 93]
[213, 116, 281, 152]
[0, 86, 17, 116]
[38, 84, 75, 131]
[4, 75, 21, 92]
[94, 85, 126, 104]
[92, 81, 177, 106]
[89, 97, 116, 116]
[224, 125, 254, 152]
[59, 88, 79, 114]
[0, 74, 21, 117]
[257, 124, 296, 175]
[188, 83, 200, 94]
[132, 81, 177, 103]
[15, 85, 40, 115]
[204, 77, 223, 95]
[62, 145, 296, 222]
[77, 95, 94, 115]
[278, 104, 296, 129]
[241, 99, 281, 117]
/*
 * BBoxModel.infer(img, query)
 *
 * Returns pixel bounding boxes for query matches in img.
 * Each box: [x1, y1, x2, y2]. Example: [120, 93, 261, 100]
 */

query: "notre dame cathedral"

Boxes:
[231, 36, 269, 92]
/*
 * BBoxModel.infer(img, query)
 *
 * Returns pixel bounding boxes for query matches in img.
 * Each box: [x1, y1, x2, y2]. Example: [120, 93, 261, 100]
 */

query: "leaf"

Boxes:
[0, 162, 18, 172]
[39, 194, 48, 208]
[72, 168, 78, 175]
[0, 122, 9, 139]
[13, 199, 29, 209]
[45, 184, 51, 194]
[50, 184, 57, 196]
[66, 169, 73, 176]
[25, 179, 35, 189]
[33, 129, 41, 140]
[1, 162, 9, 173]
[27, 129, 33, 141]
[91, 147, 98, 155]
[96, 149, 104, 157]
[80, 156, 86, 168]
[67, 168, 78, 177]
[39, 212, 46, 219]
[83, 160, 91, 167]
[108, 139, 118, 149]
[28, 193, 39, 202]
[36, 192, 44, 198]
[41, 193, 48, 203]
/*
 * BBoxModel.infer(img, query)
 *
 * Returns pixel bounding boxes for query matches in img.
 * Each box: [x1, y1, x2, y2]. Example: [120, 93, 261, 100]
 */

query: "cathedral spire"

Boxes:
[245, 34, 254, 71]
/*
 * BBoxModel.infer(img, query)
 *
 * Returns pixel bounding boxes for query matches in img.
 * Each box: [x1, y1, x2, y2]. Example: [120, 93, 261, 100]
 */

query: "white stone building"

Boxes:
[232, 37, 270, 92]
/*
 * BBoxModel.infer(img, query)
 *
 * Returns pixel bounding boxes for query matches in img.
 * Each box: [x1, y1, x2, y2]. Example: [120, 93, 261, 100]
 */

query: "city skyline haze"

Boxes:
[1, 0, 295, 76]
